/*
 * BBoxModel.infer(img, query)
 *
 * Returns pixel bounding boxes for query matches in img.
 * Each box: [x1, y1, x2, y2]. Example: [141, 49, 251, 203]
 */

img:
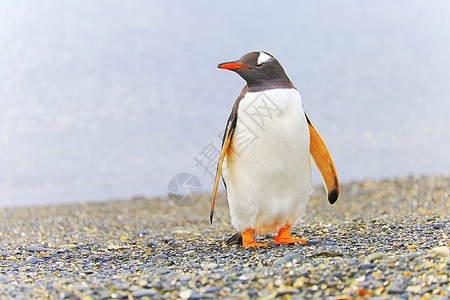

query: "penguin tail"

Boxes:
[225, 232, 242, 246]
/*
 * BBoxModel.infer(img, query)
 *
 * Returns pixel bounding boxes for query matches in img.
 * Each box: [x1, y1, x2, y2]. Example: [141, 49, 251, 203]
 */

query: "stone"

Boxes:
[364, 252, 385, 263]
[6, 256, 18, 261]
[273, 253, 303, 267]
[428, 246, 450, 258]
[202, 263, 218, 269]
[179, 289, 193, 300]
[26, 246, 48, 252]
[406, 285, 422, 293]
[132, 289, 158, 298]
[433, 223, 445, 229]
[59, 244, 79, 250]
[25, 257, 40, 264]
[360, 263, 377, 270]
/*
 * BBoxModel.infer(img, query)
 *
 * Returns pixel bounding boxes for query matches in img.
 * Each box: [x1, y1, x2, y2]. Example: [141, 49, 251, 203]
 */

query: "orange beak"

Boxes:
[217, 62, 250, 70]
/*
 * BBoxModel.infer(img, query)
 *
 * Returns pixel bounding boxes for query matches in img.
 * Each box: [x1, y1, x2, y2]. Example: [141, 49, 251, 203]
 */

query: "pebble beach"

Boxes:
[1, 175, 449, 299]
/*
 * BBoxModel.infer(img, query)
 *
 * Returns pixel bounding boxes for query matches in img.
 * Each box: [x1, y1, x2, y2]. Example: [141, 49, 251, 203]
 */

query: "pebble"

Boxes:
[178, 274, 192, 282]
[406, 285, 422, 293]
[147, 241, 158, 247]
[26, 245, 49, 252]
[205, 286, 222, 293]
[202, 263, 218, 269]
[433, 222, 445, 229]
[0, 175, 448, 300]
[179, 289, 193, 300]
[25, 257, 40, 264]
[135, 230, 152, 236]
[364, 252, 385, 263]
[132, 288, 158, 298]
[59, 244, 79, 250]
[428, 246, 450, 258]
[305, 240, 319, 245]
[360, 263, 377, 270]
[273, 253, 303, 266]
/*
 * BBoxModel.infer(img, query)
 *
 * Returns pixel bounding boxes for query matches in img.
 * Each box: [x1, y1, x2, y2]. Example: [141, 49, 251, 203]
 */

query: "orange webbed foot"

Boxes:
[243, 242, 269, 249]
[274, 225, 307, 245]
[274, 237, 307, 245]
[242, 229, 270, 249]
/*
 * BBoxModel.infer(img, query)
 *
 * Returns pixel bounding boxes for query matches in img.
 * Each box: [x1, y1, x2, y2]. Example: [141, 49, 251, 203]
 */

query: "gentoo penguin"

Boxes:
[210, 51, 339, 248]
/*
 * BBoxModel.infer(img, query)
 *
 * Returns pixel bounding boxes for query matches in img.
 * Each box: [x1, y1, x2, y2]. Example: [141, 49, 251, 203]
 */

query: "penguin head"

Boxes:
[218, 51, 293, 90]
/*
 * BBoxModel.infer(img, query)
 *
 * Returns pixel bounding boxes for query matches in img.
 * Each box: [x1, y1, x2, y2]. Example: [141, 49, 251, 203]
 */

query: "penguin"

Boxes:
[210, 51, 339, 248]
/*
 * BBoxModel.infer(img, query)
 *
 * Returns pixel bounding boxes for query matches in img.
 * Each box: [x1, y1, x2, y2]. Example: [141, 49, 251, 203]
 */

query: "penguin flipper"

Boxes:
[210, 86, 247, 223]
[210, 112, 236, 224]
[305, 113, 339, 204]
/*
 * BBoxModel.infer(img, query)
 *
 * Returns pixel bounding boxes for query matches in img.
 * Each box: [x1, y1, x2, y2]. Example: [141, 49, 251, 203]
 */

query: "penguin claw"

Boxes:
[274, 238, 307, 245]
[274, 225, 307, 245]
[243, 242, 270, 249]
[241, 229, 270, 249]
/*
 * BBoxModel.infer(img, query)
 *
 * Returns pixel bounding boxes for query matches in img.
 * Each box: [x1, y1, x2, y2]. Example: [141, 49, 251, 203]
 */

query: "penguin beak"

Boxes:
[218, 62, 251, 70]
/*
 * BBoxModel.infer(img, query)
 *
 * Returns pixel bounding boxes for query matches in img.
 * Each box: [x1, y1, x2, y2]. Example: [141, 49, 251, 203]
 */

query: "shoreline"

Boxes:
[1, 173, 448, 211]
[0, 175, 449, 299]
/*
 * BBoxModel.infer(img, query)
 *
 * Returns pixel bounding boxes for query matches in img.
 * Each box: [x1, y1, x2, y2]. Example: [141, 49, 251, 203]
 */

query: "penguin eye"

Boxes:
[256, 52, 273, 67]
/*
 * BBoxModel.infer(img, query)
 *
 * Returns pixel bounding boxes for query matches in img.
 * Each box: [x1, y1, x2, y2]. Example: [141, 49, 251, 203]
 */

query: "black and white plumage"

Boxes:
[211, 51, 339, 248]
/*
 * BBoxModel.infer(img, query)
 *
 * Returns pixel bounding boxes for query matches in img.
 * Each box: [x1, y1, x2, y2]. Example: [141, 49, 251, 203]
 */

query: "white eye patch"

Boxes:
[257, 52, 273, 65]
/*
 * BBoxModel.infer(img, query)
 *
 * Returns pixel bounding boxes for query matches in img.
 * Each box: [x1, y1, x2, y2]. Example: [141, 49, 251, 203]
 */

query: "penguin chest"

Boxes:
[223, 88, 312, 234]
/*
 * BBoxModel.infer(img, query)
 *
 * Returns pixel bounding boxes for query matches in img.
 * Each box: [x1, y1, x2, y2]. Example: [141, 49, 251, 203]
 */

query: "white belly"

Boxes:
[222, 88, 312, 234]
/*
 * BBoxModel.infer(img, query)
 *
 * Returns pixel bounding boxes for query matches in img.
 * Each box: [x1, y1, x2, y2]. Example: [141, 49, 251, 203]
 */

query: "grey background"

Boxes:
[1, 1, 449, 206]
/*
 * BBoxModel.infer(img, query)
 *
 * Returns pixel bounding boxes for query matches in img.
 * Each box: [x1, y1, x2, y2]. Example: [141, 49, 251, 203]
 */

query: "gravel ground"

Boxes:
[0, 175, 449, 299]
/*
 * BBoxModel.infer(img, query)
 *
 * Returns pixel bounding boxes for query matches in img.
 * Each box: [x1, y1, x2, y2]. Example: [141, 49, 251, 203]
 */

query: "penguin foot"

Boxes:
[274, 225, 307, 245]
[243, 241, 269, 249]
[274, 237, 307, 245]
[242, 229, 269, 249]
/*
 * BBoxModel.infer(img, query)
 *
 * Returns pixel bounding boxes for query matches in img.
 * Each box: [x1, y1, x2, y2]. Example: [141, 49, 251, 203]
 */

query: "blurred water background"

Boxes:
[1, 1, 449, 207]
